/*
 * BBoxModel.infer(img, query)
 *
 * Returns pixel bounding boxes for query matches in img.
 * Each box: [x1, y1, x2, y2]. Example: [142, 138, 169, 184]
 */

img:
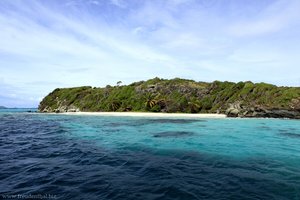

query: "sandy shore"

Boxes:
[59, 112, 226, 118]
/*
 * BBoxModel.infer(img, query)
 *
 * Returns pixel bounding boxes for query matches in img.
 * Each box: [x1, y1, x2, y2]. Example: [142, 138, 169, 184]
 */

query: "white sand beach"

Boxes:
[59, 112, 226, 118]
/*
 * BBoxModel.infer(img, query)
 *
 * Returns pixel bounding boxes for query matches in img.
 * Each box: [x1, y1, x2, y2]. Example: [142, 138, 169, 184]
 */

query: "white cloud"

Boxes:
[228, 0, 300, 37]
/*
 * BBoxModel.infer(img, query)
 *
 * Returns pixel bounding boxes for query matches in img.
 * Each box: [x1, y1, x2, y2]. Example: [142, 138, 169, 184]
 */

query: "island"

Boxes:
[0, 106, 7, 109]
[38, 77, 300, 119]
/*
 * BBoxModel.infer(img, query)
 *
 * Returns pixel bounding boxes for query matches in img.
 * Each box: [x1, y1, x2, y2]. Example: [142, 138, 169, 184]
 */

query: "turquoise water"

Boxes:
[60, 115, 300, 160]
[1, 110, 300, 199]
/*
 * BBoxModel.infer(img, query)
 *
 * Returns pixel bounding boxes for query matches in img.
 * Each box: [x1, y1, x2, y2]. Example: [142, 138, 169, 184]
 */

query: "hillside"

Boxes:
[38, 78, 300, 119]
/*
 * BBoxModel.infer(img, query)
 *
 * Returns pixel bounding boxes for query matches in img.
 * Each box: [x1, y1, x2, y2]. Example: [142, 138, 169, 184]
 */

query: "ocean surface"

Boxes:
[0, 109, 300, 200]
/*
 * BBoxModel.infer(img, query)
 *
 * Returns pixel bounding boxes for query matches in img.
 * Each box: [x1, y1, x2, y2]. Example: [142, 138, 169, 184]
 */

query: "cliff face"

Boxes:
[38, 78, 300, 119]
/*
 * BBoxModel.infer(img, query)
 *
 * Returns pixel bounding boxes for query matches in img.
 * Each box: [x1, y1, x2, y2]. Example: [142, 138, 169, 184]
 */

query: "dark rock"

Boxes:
[243, 109, 300, 119]
[265, 109, 300, 119]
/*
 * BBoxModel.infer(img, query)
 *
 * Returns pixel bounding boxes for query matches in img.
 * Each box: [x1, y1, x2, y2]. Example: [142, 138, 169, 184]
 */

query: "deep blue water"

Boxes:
[0, 109, 300, 200]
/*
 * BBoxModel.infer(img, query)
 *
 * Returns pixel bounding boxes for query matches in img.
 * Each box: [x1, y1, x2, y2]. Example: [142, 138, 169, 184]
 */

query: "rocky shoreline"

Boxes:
[225, 102, 300, 119]
[40, 104, 300, 119]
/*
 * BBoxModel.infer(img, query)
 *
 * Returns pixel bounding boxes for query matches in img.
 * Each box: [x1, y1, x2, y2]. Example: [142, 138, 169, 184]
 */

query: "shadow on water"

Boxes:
[104, 118, 205, 127]
[257, 125, 272, 130]
[146, 118, 206, 124]
[278, 129, 300, 138]
[152, 131, 195, 138]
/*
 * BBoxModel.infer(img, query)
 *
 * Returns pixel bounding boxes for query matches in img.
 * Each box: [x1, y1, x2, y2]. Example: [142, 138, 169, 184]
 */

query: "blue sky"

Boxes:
[0, 0, 300, 107]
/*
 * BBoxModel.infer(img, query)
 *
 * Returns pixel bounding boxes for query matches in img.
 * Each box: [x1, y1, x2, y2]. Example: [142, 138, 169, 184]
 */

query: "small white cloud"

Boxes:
[64, 0, 80, 7]
[132, 26, 145, 35]
[110, 0, 126, 8]
[89, 0, 100, 5]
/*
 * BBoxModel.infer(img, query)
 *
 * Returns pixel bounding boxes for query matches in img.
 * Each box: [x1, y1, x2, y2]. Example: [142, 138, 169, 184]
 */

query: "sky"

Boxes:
[0, 0, 300, 107]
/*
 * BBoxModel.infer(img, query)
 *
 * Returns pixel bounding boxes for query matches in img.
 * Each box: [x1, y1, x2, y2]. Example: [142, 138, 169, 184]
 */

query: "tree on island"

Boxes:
[116, 81, 122, 87]
[144, 93, 157, 110]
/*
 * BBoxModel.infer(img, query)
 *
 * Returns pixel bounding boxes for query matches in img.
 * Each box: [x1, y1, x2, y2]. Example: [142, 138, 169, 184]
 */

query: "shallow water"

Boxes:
[0, 109, 300, 199]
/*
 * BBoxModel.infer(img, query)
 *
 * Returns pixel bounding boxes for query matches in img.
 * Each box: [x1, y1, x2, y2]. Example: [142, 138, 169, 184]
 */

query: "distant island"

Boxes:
[38, 77, 300, 119]
[0, 106, 7, 109]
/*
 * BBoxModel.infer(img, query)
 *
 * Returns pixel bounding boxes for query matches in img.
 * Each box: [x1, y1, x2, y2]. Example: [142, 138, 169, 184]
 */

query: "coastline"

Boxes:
[55, 112, 227, 118]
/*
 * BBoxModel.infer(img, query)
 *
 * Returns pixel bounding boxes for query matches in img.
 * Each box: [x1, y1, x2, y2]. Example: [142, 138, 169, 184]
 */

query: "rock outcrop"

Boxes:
[41, 100, 80, 113]
[225, 102, 300, 119]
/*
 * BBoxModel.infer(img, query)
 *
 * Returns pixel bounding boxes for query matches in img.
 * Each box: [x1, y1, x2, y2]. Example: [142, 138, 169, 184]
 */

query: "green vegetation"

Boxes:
[39, 77, 300, 116]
